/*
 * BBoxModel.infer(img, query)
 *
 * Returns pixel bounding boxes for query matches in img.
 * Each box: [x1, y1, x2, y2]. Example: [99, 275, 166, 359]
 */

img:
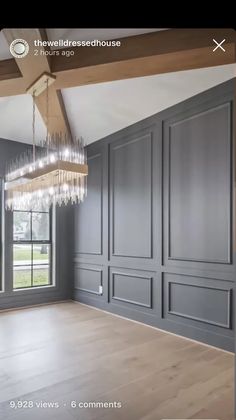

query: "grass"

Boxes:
[13, 246, 50, 288]
[13, 269, 49, 289]
[14, 246, 49, 261]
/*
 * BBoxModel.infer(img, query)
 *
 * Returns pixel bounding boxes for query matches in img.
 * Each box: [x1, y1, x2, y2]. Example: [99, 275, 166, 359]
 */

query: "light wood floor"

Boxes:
[0, 302, 234, 420]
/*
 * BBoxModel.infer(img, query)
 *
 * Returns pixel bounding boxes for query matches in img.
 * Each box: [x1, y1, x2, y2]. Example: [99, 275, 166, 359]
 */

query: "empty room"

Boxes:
[0, 28, 235, 420]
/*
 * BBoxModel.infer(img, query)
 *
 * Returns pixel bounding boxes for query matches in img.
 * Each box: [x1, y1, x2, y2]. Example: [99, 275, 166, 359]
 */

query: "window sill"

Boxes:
[13, 284, 56, 292]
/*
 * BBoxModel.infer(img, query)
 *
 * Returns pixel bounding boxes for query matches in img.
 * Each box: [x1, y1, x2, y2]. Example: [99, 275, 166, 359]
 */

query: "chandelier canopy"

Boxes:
[5, 73, 88, 210]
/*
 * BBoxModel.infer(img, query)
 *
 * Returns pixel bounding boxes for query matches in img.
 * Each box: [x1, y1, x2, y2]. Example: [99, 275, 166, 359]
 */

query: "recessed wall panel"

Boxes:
[75, 154, 102, 255]
[164, 273, 232, 329]
[111, 269, 152, 308]
[111, 134, 152, 258]
[74, 266, 102, 295]
[167, 103, 231, 263]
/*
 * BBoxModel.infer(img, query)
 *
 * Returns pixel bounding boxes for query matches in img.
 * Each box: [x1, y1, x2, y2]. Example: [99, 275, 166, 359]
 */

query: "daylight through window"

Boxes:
[13, 206, 52, 289]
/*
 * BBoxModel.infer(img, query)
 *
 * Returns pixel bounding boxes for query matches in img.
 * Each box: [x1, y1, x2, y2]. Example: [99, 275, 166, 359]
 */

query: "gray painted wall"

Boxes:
[73, 79, 235, 352]
[0, 138, 73, 309]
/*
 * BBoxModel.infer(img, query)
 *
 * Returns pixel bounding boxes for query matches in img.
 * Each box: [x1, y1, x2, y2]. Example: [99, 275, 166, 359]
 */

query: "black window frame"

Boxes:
[13, 208, 53, 289]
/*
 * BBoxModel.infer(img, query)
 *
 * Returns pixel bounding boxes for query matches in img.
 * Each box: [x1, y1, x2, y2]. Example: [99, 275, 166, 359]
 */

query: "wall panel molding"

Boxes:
[111, 270, 153, 308]
[110, 132, 153, 259]
[75, 151, 103, 257]
[164, 273, 233, 330]
[165, 101, 232, 265]
[74, 265, 103, 295]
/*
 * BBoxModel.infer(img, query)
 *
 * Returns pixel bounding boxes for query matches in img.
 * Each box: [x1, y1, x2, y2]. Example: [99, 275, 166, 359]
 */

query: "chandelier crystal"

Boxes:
[5, 73, 88, 211]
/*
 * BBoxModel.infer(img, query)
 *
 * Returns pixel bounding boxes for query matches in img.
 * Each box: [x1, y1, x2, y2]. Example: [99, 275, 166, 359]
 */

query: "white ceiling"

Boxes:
[0, 64, 235, 145]
[62, 64, 236, 144]
[0, 95, 46, 143]
[0, 30, 11, 59]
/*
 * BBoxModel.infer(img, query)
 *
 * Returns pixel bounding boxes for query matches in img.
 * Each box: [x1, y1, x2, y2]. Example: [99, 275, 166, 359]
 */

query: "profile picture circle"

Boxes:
[10, 39, 29, 58]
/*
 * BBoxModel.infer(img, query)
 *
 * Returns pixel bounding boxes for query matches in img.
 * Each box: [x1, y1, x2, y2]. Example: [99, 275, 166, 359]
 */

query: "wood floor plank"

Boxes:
[0, 302, 233, 420]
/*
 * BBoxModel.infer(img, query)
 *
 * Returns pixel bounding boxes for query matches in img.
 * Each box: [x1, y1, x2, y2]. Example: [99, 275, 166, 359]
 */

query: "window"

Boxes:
[13, 206, 52, 289]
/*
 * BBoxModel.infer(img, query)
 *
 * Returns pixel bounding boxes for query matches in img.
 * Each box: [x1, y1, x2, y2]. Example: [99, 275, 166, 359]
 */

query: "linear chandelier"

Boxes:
[5, 73, 88, 211]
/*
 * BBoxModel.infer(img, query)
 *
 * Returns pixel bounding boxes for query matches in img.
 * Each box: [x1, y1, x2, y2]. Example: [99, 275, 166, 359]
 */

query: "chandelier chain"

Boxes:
[46, 78, 49, 149]
[32, 90, 36, 163]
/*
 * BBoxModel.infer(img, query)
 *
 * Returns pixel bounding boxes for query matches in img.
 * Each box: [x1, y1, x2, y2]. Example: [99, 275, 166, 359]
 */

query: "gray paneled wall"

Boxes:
[73, 80, 235, 351]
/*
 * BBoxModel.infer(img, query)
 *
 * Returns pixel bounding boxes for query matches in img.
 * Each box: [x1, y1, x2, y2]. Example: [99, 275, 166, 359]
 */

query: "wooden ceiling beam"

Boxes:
[0, 77, 25, 97]
[0, 58, 22, 81]
[53, 43, 235, 89]
[51, 28, 236, 89]
[2, 28, 72, 138]
[0, 28, 235, 95]
[0, 58, 25, 96]
[34, 87, 72, 136]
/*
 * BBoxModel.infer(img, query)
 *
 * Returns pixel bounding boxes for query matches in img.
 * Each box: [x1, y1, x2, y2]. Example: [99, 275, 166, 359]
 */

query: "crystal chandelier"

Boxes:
[5, 73, 88, 211]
